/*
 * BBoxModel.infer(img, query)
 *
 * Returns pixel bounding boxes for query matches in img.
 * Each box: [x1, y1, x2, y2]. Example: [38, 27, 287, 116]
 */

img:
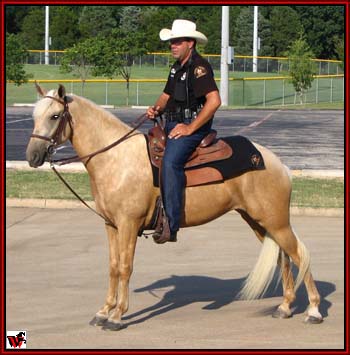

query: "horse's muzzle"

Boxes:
[26, 146, 47, 168]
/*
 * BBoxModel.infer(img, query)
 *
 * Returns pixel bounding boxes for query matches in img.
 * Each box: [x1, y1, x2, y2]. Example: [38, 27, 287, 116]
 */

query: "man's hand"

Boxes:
[168, 123, 194, 139]
[147, 105, 161, 119]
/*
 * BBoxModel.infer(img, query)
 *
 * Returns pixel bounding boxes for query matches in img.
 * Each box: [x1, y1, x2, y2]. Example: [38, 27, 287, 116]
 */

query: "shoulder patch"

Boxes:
[194, 66, 207, 78]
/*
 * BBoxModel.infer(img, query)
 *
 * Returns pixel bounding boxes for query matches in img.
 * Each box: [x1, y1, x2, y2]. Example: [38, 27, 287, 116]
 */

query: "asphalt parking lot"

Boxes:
[5, 107, 344, 170]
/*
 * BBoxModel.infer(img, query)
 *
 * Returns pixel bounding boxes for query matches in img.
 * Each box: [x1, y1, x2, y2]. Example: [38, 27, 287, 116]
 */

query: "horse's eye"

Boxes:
[51, 114, 60, 120]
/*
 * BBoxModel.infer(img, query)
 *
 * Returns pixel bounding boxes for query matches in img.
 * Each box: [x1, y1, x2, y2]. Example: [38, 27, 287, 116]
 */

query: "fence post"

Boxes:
[105, 81, 108, 105]
[330, 78, 333, 102]
[137, 82, 139, 106]
[243, 79, 245, 106]
[282, 79, 285, 106]
[316, 78, 319, 104]
[263, 79, 266, 107]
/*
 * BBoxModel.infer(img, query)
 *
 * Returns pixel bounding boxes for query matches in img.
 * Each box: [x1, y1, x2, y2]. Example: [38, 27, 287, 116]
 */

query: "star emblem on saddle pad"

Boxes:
[251, 154, 261, 167]
[194, 66, 207, 78]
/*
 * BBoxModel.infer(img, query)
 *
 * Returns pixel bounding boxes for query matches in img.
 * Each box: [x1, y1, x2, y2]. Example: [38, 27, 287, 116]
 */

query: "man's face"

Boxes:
[169, 37, 194, 63]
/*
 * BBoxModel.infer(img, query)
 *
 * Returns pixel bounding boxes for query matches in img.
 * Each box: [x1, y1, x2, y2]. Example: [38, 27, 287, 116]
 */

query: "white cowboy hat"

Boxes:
[159, 19, 208, 45]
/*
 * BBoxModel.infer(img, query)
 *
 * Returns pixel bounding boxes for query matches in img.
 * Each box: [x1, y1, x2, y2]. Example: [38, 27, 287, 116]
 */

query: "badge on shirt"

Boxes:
[194, 66, 207, 78]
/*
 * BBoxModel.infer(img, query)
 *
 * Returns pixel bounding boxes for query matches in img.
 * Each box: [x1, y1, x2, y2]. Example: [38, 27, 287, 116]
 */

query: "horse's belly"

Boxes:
[181, 181, 235, 227]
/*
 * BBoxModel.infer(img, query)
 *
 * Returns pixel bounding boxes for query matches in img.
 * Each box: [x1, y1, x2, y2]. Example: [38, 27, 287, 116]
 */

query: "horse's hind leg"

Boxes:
[90, 224, 119, 327]
[273, 251, 295, 318]
[237, 210, 296, 318]
[269, 225, 323, 323]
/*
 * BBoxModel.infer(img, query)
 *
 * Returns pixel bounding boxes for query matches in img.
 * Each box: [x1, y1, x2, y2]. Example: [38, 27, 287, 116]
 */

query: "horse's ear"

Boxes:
[58, 84, 66, 99]
[35, 81, 47, 97]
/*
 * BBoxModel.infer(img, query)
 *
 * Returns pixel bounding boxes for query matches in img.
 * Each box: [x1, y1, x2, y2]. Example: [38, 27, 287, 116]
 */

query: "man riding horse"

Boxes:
[147, 19, 221, 244]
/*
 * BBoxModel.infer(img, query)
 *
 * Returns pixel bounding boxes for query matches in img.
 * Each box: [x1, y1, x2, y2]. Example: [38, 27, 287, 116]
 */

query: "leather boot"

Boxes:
[152, 215, 177, 244]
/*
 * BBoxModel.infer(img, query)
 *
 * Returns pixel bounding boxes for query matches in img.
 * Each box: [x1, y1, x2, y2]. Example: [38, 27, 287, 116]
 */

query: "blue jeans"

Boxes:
[161, 119, 212, 234]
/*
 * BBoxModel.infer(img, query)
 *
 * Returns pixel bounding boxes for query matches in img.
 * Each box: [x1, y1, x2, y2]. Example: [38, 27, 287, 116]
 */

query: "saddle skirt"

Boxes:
[147, 124, 233, 186]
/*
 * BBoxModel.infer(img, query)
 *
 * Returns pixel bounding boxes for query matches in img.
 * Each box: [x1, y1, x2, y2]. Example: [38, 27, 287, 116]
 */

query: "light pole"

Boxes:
[220, 6, 229, 106]
[45, 6, 49, 65]
[253, 6, 258, 73]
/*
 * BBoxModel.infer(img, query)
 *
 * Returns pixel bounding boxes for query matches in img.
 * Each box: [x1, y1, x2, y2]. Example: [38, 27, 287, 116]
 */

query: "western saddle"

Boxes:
[147, 121, 233, 187]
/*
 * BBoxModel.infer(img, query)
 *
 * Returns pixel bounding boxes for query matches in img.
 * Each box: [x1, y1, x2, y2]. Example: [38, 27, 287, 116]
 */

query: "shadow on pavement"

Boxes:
[123, 274, 335, 327]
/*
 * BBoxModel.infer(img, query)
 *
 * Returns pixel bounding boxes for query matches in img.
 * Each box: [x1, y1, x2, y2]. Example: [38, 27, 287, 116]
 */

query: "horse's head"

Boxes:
[26, 83, 73, 168]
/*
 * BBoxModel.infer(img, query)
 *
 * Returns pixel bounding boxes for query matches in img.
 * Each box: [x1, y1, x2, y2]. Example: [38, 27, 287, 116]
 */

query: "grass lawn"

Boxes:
[6, 170, 344, 209]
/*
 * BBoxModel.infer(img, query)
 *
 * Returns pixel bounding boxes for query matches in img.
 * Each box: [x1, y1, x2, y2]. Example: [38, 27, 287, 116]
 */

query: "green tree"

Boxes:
[20, 6, 45, 49]
[78, 6, 120, 39]
[286, 33, 316, 104]
[119, 6, 142, 33]
[50, 6, 80, 50]
[5, 5, 31, 33]
[59, 38, 99, 94]
[269, 6, 303, 56]
[139, 6, 179, 51]
[334, 36, 344, 70]
[292, 5, 344, 58]
[6, 33, 32, 86]
[60, 30, 146, 104]
[233, 6, 272, 56]
[107, 28, 147, 105]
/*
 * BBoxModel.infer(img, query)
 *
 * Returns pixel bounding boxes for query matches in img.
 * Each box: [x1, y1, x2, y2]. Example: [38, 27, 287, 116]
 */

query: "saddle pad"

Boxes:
[145, 135, 265, 187]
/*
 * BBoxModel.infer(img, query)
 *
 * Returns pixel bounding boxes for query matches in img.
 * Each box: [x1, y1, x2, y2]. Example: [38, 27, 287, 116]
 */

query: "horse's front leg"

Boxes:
[102, 220, 140, 331]
[90, 224, 120, 326]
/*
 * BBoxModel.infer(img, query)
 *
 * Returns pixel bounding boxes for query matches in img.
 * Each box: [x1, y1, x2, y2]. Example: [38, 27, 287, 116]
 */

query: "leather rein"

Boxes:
[31, 95, 150, 229]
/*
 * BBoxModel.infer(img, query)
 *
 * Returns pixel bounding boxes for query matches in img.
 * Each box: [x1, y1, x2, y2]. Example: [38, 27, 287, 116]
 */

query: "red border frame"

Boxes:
[1, 1, 348, 354]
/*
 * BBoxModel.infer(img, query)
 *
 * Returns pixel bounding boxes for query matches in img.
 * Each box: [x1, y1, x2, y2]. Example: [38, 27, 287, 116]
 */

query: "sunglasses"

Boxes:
[169, 37, 191, 45]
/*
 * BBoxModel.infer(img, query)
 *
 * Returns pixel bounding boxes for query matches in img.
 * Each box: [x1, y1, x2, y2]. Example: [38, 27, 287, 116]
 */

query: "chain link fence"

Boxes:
[26, 50, 343, 76]
[7, 75, 343, 108]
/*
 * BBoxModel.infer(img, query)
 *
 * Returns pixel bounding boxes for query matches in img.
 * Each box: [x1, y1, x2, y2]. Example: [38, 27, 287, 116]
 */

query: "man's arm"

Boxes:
[169, 90, 221, 139]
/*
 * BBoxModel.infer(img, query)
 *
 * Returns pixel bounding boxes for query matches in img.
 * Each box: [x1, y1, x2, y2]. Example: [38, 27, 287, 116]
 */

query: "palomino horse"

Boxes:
[26, 84, 323, 330]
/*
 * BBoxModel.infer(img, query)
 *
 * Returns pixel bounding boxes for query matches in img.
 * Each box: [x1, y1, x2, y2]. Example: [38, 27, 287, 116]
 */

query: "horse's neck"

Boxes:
[69, 96, 131, 166]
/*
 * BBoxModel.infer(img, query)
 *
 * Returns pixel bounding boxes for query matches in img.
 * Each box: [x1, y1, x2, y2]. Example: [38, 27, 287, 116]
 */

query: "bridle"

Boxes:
[30, 95, 73, 156]
[31, 95, 149, 166]
[30, 94, 150, 229]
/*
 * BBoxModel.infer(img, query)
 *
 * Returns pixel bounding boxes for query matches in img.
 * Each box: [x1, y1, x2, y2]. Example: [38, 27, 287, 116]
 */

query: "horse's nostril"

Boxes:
[28, 151, 43, 168]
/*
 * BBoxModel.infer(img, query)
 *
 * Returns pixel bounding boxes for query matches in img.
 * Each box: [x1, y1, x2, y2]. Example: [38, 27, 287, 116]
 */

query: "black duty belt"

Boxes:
[164, 108, 201, 122]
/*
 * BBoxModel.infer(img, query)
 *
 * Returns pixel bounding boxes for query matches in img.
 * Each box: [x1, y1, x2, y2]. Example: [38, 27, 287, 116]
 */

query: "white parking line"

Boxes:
[6, 118, 33, 124]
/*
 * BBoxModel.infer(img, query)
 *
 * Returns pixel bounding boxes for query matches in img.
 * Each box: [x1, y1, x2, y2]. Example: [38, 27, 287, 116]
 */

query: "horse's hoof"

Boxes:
[304, 315, 323, 324]
[89, 316, 108, 327]
[102, 320, 126, 331]
[272, 307, 291, 319]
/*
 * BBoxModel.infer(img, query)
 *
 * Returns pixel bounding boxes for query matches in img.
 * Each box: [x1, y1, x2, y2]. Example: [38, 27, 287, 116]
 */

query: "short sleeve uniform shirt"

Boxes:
[163, 50, 218, 112]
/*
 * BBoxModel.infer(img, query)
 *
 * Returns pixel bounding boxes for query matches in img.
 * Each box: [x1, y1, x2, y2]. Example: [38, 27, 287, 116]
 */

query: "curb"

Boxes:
[6, 198, 343, 218]
[6, 161, 344, 178]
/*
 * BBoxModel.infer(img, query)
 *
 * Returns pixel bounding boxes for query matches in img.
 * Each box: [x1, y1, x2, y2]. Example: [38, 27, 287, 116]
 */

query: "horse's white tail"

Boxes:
[238, 233, 280, 300]
[238, 231, 311, 300]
